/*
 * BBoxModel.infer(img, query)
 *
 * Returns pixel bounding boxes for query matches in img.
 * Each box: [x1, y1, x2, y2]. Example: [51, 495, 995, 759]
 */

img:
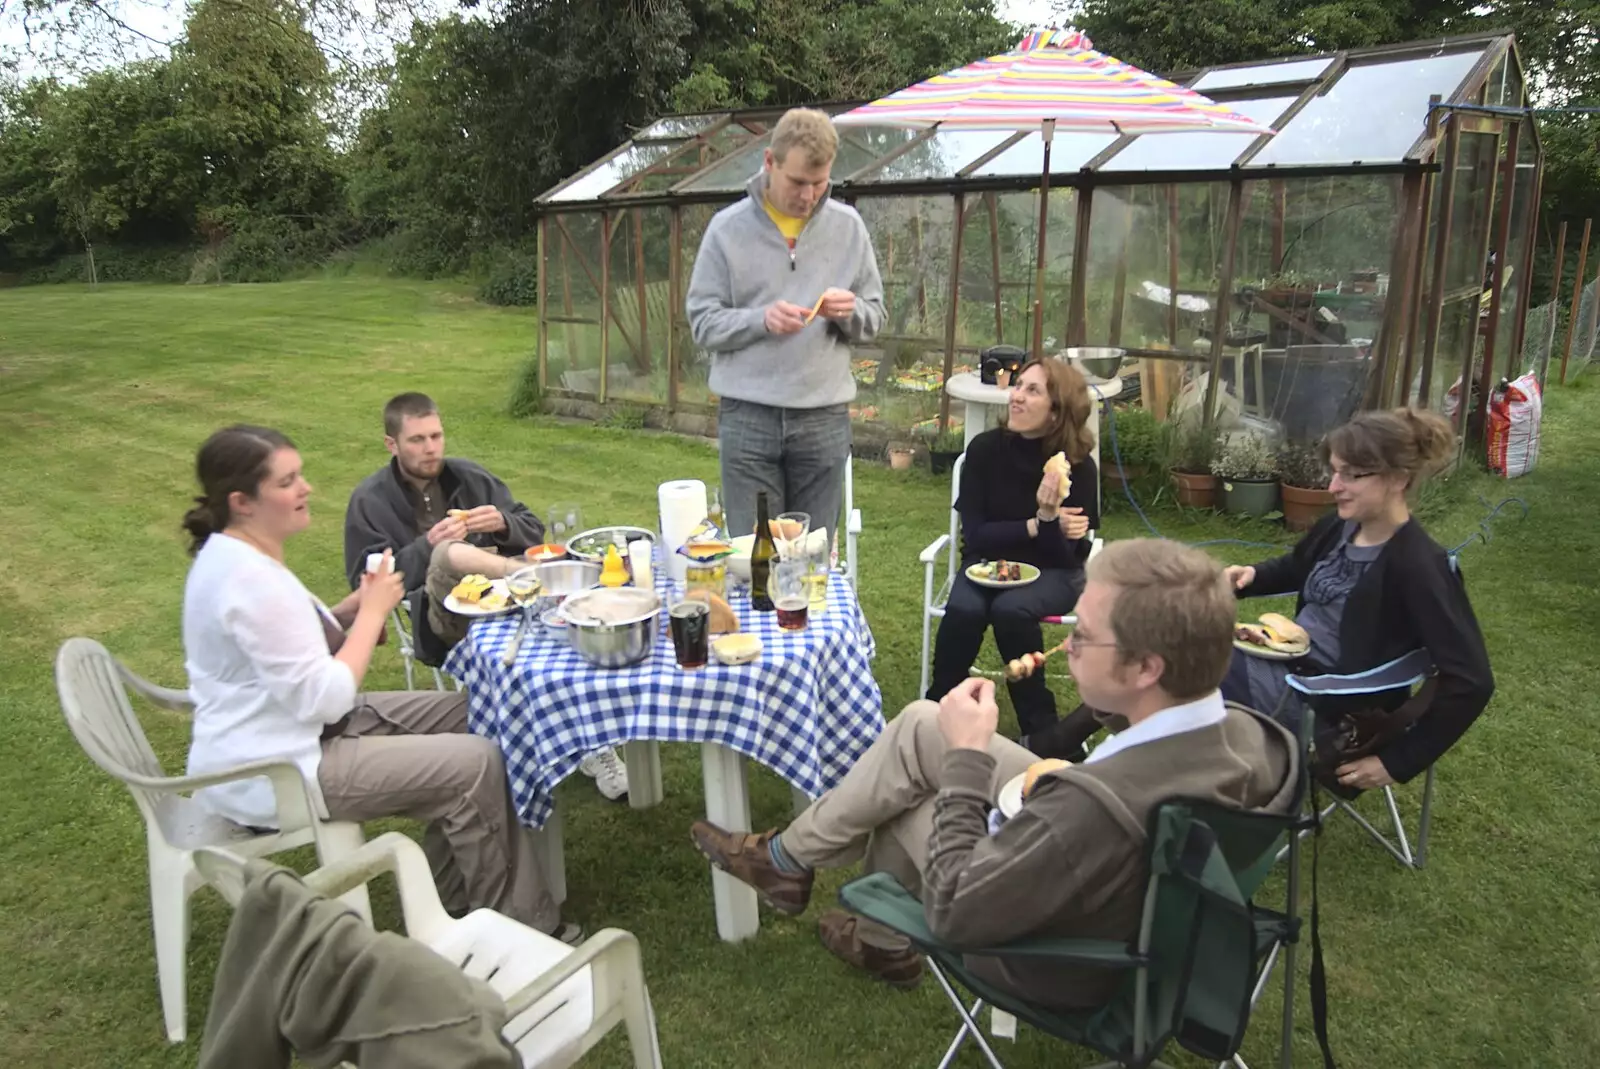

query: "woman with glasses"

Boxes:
[926, 358, 1099, 744]
[1218, 407, 1494, 792]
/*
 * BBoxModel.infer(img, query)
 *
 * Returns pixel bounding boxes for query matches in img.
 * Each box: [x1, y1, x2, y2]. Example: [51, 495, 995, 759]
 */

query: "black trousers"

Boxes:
[927, 567, 1085, 737]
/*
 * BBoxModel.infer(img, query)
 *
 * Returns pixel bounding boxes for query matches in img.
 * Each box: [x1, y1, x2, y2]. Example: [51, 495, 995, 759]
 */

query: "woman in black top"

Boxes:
[927, 358, 1100, 739]
[1222, 407, 1494, 791]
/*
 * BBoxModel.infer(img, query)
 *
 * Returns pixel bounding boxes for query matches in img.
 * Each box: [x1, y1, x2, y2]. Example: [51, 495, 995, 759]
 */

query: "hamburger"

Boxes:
[1021, 758, 1071, 799]
[1043, 451, 1072, 500]
[1234, 612, 1310, 655]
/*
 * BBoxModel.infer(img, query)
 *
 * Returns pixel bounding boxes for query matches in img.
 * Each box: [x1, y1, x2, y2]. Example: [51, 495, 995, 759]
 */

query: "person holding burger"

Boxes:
[689, 539, 1298, 1004]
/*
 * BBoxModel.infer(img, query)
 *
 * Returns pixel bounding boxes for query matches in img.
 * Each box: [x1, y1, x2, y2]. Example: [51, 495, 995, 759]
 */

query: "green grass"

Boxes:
[1, 277, 1596, 1068]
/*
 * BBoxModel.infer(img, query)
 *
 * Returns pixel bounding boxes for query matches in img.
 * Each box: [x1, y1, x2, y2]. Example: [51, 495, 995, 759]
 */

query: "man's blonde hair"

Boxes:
[770, 108, 839, 167]
[1087, 539, 1236, 701]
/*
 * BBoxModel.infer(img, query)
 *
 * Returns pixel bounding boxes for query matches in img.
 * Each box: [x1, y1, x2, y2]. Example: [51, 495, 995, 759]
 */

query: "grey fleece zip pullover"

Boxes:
[685, 172, 886, 409]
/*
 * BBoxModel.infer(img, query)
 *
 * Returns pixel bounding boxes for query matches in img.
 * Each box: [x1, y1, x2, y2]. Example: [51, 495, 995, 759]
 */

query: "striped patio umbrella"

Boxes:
[835, 28, 1277, 355]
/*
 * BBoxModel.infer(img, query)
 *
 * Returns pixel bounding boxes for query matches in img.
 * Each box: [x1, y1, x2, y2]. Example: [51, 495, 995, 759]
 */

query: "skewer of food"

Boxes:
[970, 559, 1025, 582]
[1003, 642, 1066, 681]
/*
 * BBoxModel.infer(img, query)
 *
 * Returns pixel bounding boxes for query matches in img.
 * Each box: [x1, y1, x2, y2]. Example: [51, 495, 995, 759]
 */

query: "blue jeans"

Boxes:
[718, 397, 851, 540]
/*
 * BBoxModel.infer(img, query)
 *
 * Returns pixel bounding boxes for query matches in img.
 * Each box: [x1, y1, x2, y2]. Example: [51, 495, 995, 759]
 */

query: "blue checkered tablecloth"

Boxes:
[445, 571, 883, 827]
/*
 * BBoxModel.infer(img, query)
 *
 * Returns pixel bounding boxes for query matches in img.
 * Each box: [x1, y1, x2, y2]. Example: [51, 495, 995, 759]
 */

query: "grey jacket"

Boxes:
[342, 457, 543, 592]
[685, 172, 885, 409]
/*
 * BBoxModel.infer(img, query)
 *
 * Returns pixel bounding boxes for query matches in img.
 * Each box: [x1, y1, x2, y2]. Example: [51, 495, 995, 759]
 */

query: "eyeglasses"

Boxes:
[1065, 631, 1120, 656]
[1329, 467, 1380, 483]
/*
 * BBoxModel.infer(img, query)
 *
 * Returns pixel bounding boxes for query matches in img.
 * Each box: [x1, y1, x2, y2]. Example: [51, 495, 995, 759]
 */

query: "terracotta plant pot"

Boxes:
[1169, 469, 1218, 509]
[1218, 477, 1280, 517]
[1105, 462, 1148, 492]
[1281, 481, 1336, 532]
[887, 447, 915, 471]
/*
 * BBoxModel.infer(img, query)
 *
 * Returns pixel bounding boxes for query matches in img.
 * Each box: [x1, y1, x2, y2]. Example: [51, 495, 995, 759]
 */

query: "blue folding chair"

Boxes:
[1284, 647, 1438, 869]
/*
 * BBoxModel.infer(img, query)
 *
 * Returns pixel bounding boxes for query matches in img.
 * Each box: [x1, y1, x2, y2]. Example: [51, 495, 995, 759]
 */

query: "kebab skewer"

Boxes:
[1003, 641, 1067, 681]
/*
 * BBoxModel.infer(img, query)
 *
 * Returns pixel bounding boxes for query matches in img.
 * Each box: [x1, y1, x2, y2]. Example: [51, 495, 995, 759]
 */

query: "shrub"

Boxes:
[1105, 404, 1166, 468]
[478, 246, 539, 307]
[1212, 434, 1278, 481]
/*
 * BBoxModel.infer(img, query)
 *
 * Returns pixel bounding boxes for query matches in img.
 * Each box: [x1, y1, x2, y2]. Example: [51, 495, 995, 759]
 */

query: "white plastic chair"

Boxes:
[390, 602, 448, 691]
[838, 458, 864, 590]
[917, 453, 1102, 696]
[54, 637, 370, 1043]
[196, 832, 662, 1069]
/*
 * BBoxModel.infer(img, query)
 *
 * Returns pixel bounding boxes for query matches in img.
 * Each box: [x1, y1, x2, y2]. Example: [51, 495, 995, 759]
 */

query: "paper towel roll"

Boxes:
[658, 479, 707, 584]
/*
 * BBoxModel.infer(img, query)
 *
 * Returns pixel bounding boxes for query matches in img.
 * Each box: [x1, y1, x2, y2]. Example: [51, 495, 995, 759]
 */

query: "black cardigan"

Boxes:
[956, 427, 1100, 570]
[1241, 512, 1494, 783]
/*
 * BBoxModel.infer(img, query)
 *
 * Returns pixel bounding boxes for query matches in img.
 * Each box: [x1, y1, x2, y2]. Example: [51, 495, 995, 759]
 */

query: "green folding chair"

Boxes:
[839, 792, 1309, 1069]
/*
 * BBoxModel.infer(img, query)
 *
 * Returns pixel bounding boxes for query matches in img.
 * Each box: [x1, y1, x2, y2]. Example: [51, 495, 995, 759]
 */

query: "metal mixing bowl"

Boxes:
[1063, 346, 1126, 382]
[523, 559, 600, 598]
[564, 525, 658, 564]
[558, 588, 661, 668]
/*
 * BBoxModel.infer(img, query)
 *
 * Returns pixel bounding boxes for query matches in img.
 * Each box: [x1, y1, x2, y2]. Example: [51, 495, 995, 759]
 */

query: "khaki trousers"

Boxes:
[781, 700, 1035, 948]
[317, 690, 560, 934]
[424, 540, 485, 649]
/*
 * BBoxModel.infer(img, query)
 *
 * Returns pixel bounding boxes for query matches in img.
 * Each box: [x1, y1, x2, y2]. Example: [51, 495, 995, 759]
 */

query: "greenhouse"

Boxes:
[532, 31, 1539, 452]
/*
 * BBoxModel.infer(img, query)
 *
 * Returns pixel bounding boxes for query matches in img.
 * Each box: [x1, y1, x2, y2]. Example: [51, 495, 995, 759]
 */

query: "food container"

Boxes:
[559, 588, 661, 668]
[523, 543, 569, 563]
[525, 560, 601, 599]
[565, 525, 658, 564]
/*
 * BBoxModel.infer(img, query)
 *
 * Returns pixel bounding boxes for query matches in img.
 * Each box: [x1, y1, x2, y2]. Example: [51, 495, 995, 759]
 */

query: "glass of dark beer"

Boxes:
[669, 599, 711, 669]
[770, 560, 809, 631]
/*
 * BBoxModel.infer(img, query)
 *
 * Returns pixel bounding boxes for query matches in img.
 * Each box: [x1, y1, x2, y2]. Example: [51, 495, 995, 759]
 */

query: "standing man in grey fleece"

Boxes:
[686, 107, 886, 539]
[690, 539, 1298, 1004]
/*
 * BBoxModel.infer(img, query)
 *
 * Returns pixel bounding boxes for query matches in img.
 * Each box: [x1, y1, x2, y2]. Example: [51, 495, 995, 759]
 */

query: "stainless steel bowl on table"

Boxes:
[564, 525, 658, 564]
[558, 588, 661, 668]
[1062, 346, 1126, 383]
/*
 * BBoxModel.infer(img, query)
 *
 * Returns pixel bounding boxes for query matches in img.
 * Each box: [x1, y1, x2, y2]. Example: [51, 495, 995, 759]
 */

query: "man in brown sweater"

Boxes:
[692, 539, 1299, 1006]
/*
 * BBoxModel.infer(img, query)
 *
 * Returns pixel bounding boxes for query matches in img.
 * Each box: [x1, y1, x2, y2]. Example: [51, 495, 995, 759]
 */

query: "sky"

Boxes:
[1, 0, 1069, 82]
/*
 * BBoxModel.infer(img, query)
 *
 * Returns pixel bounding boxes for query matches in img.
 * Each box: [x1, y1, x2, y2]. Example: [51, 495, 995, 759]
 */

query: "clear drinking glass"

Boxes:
[802, 545, 829, 613]
[770, 559, 810, 631]
[669, 600, 711, 669]
[548, 502, 583, 544]
[773, 511, 811, 559]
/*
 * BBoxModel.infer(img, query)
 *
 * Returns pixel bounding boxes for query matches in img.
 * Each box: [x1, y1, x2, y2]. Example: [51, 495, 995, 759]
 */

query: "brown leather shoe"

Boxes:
[817, 909, 924, 990]
[689, 822, 813, 916]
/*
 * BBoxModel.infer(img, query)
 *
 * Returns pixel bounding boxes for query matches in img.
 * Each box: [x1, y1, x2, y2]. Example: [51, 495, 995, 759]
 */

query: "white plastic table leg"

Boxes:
[700, 742, 759, 942]
[962, 400, 993, 448]
[623, 740, 663, 809]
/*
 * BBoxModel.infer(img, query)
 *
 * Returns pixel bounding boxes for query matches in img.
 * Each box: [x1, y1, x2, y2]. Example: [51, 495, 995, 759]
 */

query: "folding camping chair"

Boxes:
[917, 452, 1101, 695]
[1282, 647, 1440, 869]
[839, 790, 1309, 1069]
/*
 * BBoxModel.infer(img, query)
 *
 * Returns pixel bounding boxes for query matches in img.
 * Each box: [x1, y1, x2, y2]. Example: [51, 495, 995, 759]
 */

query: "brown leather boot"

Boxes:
[816, 910, 924, 990]
[689, 822, 813, 916]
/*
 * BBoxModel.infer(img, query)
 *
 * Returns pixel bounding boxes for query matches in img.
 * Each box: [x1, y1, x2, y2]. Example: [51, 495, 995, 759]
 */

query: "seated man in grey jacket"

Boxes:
[344, 391, 628, 800]
[692, 539, 1299, 1007]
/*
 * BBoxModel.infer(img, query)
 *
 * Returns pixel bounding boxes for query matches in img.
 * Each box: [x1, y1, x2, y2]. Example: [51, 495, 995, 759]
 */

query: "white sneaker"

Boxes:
[579, 747, 629, 801]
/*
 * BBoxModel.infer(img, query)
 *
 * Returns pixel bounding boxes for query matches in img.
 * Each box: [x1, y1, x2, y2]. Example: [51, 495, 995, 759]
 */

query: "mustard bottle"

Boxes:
[599, 544, 629, 588]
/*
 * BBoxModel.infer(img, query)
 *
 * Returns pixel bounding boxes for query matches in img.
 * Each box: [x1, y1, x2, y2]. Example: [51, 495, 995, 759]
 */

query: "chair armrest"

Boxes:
[840, 872, 1143, 968]
[120, 758, 319, 834]
[302, 831, 447, 933]
[501, 927, 644, 1019]
[117, 665, 193, 713]
[919, 534, 950, 565]
[847, 507, 862, 536]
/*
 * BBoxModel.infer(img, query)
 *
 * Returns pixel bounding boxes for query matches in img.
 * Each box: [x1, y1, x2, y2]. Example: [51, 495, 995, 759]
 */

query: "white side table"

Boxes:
[943, 371, 1124, 475]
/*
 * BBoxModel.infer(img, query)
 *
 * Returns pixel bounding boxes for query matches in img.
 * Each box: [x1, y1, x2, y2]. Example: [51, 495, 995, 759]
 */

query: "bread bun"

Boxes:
[684, 589, 739, 634]
[1044, 451, 1072, 499]
[1258, 612, 1310, 653]
[1021, 758, 1071, 799]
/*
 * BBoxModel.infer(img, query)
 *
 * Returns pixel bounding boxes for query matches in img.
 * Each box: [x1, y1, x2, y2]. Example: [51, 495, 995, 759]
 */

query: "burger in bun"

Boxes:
[1234, 612, 1310, 655]
[1021, 758, 1071, 799]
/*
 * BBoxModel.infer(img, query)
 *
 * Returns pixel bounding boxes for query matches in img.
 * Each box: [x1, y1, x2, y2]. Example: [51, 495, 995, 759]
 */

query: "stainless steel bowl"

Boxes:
[558, 588, 661, 668]
[523, 560, 601, 598]
[564, 525, 658, 564]
[1063, 346, 1126, 382]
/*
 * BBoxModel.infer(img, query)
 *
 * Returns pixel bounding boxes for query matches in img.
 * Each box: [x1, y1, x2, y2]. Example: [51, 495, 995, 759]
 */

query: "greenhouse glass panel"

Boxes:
[548, 143, 679, 202]
[1100, 94, 1295, 171]
[1191, 57, 1335, 92]
[1249, 49, 1485, 166]
[678, 136, 774, 191]
[972, 131, 1120, 176]
[860, 129, 1016, 181]
[637, 115, 725, 140]
[834, 126, 928, 177]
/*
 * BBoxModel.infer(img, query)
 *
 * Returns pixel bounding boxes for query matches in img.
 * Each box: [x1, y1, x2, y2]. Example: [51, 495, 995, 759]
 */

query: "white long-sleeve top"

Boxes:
[184, 533, 356, 828]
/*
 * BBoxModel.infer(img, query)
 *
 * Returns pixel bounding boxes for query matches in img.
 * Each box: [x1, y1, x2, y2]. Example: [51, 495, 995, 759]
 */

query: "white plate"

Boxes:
[1232, 638, 1306, 662]
[997, 772, 1026, 819]
[965, 561, 1041, 589]
[443, 579, 523, 617]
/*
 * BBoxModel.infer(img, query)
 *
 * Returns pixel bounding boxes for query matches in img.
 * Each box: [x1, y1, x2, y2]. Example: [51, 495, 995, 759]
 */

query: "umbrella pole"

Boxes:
[1032, 119, 1055, 359]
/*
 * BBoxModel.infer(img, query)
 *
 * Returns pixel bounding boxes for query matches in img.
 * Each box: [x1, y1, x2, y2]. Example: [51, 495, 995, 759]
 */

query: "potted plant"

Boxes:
[1211, 434, 1280, 516]
[886, 442, 915, 471]
[1278, 441, 1335, 532]
[1167, 419, 1219, 509]
[1104, 404, 1163, 490]
[926, 428, 965, 476]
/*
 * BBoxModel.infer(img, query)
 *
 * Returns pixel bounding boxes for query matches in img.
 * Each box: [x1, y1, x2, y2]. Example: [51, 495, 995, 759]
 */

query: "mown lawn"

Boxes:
[0, 277, 1595, 1068]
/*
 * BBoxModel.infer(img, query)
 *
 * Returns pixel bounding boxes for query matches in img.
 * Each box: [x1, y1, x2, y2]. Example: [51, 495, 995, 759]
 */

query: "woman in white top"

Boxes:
[182, 425, 570, 939]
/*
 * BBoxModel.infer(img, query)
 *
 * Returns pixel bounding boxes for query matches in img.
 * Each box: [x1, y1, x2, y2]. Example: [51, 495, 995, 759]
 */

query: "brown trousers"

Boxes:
[781, 700, 1035, 948]
[317, 690, 559, 934]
